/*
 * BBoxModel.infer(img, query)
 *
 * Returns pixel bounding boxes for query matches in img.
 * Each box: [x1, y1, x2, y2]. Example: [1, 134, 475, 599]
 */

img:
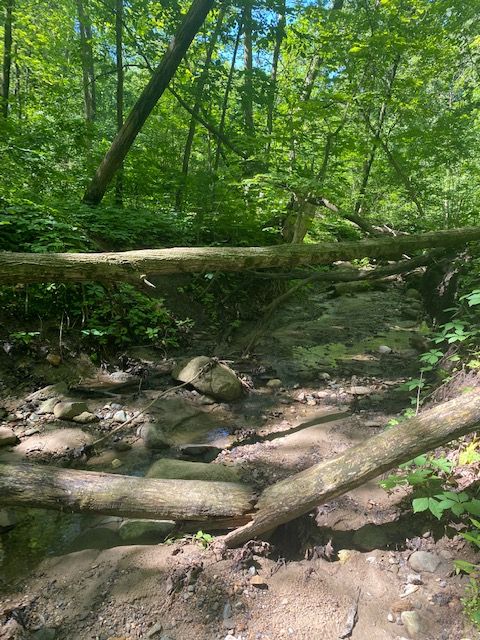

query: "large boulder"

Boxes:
[0, 427, 18, 447]
[14, 428, 93, 460]
[172, 356, 243, 402]
[146, 458, 241, 483]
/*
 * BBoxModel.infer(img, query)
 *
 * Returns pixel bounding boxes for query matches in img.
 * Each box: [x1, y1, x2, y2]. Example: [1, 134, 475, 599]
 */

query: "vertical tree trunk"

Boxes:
[266, 0, 285, 157]
[175, 6, 226, 210]
[353, 57, 399, 219]
[77, 0, 96, 124]
[213, 11, 243, 171]
[242, 0, 254, 136]
[1, 0, 13, 118]
[114, 0, 124, 206]
[83, 0, 215, 206]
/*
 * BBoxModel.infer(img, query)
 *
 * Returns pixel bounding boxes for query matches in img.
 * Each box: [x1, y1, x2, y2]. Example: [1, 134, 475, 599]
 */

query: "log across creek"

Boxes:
[1, 390, 480, 546]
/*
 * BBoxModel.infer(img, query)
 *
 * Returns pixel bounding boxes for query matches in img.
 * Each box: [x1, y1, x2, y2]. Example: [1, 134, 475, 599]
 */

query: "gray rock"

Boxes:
[147, 623, 163, 638]
[14, 428, 93, 459]
[0, 508, 16, 532]
[113, 410, 128, 423]
[139, 423, 170, 449]
[26, 382, 68, 402]
[179, 444, 222, 458]
[173, 356, 243, 402]
[146, 459, 241, 483]
[378, 345, 392, 354]
[72, 411, 98, 424]
[0, 426, 18, 447]
[38, 398, 60, 414]
[400, 610, 423, 637]
[406, 573, 423, 585]
[349, 385, 374, 396]
[118, 519, 175, 543]
[53, 401, 89, 420]
[408, 550, 441, 573]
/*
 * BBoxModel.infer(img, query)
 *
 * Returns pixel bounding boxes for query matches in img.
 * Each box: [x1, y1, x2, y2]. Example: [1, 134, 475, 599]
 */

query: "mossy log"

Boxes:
[224, 390, 480, 547]
[1, 227, 480, 285]
[0, 464, 255, 523]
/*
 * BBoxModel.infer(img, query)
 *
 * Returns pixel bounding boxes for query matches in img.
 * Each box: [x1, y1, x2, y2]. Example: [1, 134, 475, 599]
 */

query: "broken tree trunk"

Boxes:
[83, 0, 214, 205]
[0, 463, 254, 524]
[224, 390, 480, 547]
[1, 227, 480, 286]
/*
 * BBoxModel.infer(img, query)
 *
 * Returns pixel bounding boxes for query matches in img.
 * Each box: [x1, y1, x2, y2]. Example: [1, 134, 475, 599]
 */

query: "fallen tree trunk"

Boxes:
[223, 390, 480, 547]
[1, 227, 480, 285]
[0, 464, 255, 523]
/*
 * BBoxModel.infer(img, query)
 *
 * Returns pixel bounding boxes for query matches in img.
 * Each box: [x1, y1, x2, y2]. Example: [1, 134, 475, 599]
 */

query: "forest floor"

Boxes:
[0, 282, 479, 640]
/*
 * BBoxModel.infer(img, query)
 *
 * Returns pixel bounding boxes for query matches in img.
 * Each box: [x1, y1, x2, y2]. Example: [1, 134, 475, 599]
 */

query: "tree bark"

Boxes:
[77, 0, 96, 124]
[1, 227, 479, 285]
[1, 0, 13, 118]
[114, 0, 124, 205]
[0, 463, 254, 523]
[83, 0, 215, 205]
[224, 389, 480, 547]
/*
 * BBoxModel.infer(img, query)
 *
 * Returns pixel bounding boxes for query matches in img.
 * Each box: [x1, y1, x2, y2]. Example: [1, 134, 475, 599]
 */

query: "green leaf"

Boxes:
[412, 497, 429, 513]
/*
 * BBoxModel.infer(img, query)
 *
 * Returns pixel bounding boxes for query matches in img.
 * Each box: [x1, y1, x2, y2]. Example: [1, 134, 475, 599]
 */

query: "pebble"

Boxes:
[54, 401, 89, 420]
[266, 379, 282, 389]
[46, 353, 62, 366]
[406, 573, 423, 585]
[250, 575, 267, 589]
[111, 459, 123, 469]
[378, 345, 392, 354]
[146, 623, 163, 637]
[248, 566, 257, 576]
[408, 551, 441, 573]
[73, 411, 98, 424]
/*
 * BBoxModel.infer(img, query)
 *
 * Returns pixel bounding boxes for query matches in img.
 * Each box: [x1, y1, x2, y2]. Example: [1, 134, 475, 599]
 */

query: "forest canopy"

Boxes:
[1, 0, 479, 250]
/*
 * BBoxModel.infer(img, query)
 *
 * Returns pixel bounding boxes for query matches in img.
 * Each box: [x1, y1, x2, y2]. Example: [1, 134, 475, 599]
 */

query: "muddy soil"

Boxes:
[0, 284, 478, 640]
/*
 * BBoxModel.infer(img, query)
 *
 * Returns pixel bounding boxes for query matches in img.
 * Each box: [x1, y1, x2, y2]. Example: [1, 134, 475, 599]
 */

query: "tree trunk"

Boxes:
[77, 0, 96, 124]
[175, 6, 226, 209]
[83, 0, 215, 206]
[1, 0, 13, 118]
[353, 57, 400, 220]
[114, 0, 124, 205]
[213, 10, 243, 170]
[1, 226, 480, 285]
[224, 390, 480, 547]
[242, 0, 254, 136]
[0, 463, 254, 524]
[266, 0, 285, 157]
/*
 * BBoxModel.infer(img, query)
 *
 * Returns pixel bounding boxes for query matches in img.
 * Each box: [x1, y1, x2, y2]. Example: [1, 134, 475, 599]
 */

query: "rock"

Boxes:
[53, 401, 89, 420]
[0, 619, 29, 639]
[266, 379, 282, 389]
[0, 508, 16, 532]
[26, 383, 68, 402]
[0, 426, 18, 446]
[14, 428, 93, 459]
[146, 459, 241, 482]
[319, 372, 331, 381]
[400, 610, 423, 637]
[138, 424, 170, 449]
[250, 575, 267, 588]
[173, 356, 243, 402]
[46, 353, 61, 366]
[178, 444, 222, 459]
[72, 411, 98, 424]
[111, 458, 123, 469]
[352, 524, 388, 551]
[349, 385, 373, 396]
[146, 623, 163, 638]
[113, 410, 128, 423]
[37, 398, 60, 414]
[31, 628, 56, 640]
[118, 519, 175, 543]
[406, 573, 423, 585]
[408, 551, 441, 573]
[378, 345, 392, 354]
